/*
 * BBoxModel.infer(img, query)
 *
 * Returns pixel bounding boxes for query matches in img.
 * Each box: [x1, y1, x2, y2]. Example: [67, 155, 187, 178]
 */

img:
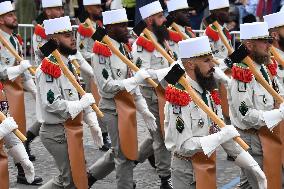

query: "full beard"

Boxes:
[250, 51, 270, 65]
[195, 67, 217, 91]
[152, 22, 170, 45]
[58, 42, 77, 56]
[5, 22, 17, 30]
[113, 31, 130, 44]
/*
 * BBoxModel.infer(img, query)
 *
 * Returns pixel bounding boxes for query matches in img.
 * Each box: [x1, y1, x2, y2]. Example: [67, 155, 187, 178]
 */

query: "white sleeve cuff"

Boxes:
[262, 109, 283, 130]
[66, 101, 83, 120]
[7, 65, 22, 81]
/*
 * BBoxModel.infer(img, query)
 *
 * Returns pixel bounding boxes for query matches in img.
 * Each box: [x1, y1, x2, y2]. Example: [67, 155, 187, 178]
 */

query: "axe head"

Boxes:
[165, 15, 174, 28]
[165, 64, 185, 85]
[133, 21, 147, 36]
[228, 44, 249, 64]
[39, 38, 58, 57]
[91, 27, 107, 42]
[204, 14, 217, 27]
[78, 12, 89, 23]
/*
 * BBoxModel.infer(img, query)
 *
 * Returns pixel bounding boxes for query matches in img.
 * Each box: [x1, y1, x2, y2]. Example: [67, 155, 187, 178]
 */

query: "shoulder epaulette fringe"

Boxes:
[136, 36, 155, 52]
[165, 84, 191, 106]
[77, 23, 93, 38]
[205, 25, 219, 41]
[232, 63, 253, 83]
[93, 41, 112, 57]
[41, 58, 61, 78]
[34, 24, 47, 39]
[267, 57, 278, 76]
[168, 30, 183, 43]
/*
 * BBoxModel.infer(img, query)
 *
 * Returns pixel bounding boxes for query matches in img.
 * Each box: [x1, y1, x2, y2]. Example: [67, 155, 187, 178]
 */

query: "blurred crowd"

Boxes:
[4, 0, 284, 31]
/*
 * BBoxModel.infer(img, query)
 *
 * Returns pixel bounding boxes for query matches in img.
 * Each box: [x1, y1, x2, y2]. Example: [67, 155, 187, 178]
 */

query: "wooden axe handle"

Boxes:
[270, 46, 284, 67]
[0, 34, 36, 75]
[212, 21, 234, 55]
[52, 50, 104, 118]
[101, 36, 159, 88]
[243, 56, 284, 103]
[0, 111, 27, 142]
[143, 28, 250, 151]
[71, 60, 80, 70]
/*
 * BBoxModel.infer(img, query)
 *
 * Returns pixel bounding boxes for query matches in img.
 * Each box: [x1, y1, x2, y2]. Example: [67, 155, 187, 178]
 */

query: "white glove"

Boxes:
[84, 112, 103, 147]
[122, 69, 150, 92]
[135, 94, 157, 131]
[23, 79, 37, 99]
[8, 143, 35, 183]
[7, 60, 32, 81]
[262, 105, 284, 130]
[200, 125, 240, 156]
[213, 67, 231, 85]
[0, 117, 18, 140]
[235, 151, 267, 189]
[67, 93, 96, 119]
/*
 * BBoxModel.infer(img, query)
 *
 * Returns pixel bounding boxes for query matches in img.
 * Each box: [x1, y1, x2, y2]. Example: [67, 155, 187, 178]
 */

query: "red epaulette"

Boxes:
[168, 30, 183, 43]
[232, 63, 253, 83]
[205, 25, 219, 41]
[124, 43, 132, 52]
[34, 24, 47, 39]
[210, 89, 221, 105]
[136, 36, 155, 52]
[77, 23, 93, 38]
[93, 41, 112, 57]
[15, 34, 23, 46]
[165, 84, 191, 106]
[266, 57, 278, 77]
[40, 58, 61, 78]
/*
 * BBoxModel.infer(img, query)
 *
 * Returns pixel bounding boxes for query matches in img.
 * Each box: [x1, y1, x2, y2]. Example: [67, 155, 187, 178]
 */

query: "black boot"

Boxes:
[24, 131, 36, 161]
[147, 154, 156, 169]
[88, 172, 97, 188]
[99, 132, 111, 152]
[16, 163, 43, 185]
[160, 175, 173, 189]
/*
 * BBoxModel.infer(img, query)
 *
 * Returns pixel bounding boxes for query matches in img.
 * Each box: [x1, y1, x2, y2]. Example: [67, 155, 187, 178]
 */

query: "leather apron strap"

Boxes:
[192, 152, 217, 189]
[3, 77, 26, 134]
[258, 126, 282, 189]
[114, 90, 138, 160]
[64, 113, 88, 189]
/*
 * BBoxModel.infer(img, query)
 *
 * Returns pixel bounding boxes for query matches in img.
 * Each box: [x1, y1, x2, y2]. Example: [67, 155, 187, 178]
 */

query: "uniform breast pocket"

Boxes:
[151, 52, 167, 69]
[63, 88, 78, 101]
[254, 87, 272, 108]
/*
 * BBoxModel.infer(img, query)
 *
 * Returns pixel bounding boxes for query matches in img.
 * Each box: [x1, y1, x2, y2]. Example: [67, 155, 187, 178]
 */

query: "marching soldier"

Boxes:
[264, 12, 284, 86]
[26, 0, 64, 162]
[131, 2, 174, 188]
[0, 1, 43, 185]
[76, 0, 111, 151]
[164, 36, 267, 189]
[87, 8, 157, 189]
[264, 11, 284, 186]
[166, 0, 196, 39]
[205, 0, 233, 61]
[37, 16, 103, 188]
[229, 22, 284, 188]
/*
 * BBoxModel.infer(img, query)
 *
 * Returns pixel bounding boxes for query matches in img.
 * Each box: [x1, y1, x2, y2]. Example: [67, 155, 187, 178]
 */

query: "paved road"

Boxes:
[7, 93, 240, 189]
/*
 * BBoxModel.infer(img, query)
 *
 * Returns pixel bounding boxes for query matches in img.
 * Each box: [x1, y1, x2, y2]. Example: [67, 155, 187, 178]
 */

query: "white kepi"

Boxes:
[179, 36, 212, 58]
[44, 16, 72, 35]
[139, 1, 163, 19]
[0, 1, 14, 16]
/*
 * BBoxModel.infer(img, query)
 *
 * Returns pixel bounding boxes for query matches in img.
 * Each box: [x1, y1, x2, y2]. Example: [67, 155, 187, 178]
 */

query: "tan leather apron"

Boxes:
[64, 113, 88, 189]
[258, 126, 282, 189]
[218, 70, 231, 119]
[3, 77, 26, 134]
[155, 85, 166, 137]
[114, 90, 138, 160]
[90, 80, 101, 106]
[192, 152, 217, 189]
[0, 140, 9, 189]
